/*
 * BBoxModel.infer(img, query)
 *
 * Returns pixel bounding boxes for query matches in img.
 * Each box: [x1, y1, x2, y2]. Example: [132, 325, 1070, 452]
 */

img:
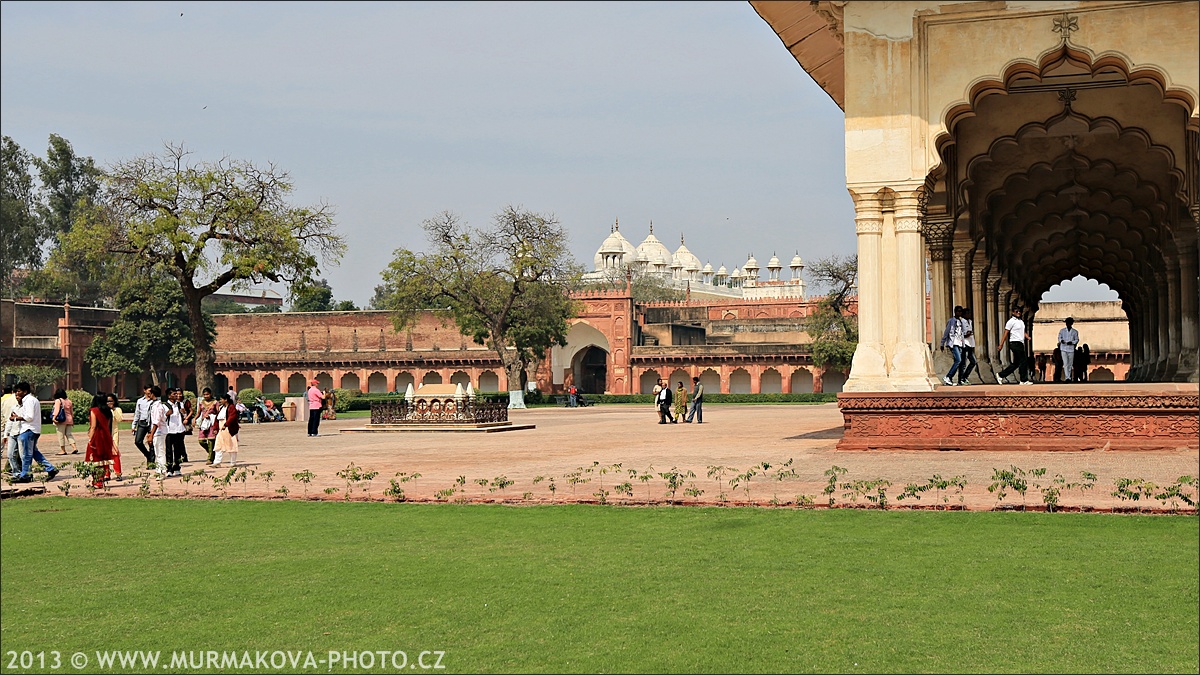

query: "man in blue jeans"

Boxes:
[9, 382, 57, 484]
[938, 305, 966, 386]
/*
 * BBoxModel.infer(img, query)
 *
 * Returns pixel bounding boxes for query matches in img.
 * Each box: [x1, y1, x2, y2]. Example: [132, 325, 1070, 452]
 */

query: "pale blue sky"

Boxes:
[1, 1, 1114, 305]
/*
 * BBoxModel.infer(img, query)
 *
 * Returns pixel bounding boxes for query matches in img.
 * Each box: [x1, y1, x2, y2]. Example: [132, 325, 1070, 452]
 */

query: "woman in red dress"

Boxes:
[85, 393, 116, 487]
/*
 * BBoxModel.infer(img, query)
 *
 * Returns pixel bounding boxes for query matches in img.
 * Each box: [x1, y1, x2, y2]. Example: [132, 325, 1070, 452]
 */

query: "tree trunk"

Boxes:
[183, 290, 215, 395]
[505, 361, 526, 408]
[493, 336, 526, 408]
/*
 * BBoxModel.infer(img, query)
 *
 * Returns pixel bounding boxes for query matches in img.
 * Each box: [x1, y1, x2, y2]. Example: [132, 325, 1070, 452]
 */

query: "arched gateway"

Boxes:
[755, 1, 1198, 390]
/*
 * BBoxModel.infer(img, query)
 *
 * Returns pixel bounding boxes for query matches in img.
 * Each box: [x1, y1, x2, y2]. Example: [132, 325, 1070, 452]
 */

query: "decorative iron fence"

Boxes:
[370, 398, 509, 425]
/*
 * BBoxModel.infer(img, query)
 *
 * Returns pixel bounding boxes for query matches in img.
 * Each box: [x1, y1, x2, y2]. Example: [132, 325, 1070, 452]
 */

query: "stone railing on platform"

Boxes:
[370, 398, 509, 425]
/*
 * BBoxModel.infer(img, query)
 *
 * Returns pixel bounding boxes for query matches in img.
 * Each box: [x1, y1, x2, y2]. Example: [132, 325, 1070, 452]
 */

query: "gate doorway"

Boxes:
[572, 346, 608, 394]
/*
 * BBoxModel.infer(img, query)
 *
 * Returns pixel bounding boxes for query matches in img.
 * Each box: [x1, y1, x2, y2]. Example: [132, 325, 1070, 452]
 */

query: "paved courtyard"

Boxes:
[57, 402, 1198, 511]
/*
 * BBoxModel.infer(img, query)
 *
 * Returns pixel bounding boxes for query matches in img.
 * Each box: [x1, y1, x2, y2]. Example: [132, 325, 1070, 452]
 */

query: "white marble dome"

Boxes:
[593, 220, 637, 270]
[636, 223, 673, 270]
[672, 236, 702, 274]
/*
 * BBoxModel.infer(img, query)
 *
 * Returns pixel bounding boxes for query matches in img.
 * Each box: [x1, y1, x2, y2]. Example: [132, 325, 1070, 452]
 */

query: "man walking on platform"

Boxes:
[1058, 318, 1080, 383]
[939, 305, 966, 386]
[996, 307, 1033, 385]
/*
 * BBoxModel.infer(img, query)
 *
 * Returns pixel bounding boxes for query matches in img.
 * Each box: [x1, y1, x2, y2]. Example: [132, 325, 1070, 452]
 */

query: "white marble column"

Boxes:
[844, 192, 891, 391]
[889, 193, 938, 390]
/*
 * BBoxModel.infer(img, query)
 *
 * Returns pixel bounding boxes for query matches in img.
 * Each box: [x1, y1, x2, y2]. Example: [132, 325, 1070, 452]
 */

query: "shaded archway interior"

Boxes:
[924, 45, 1199, 383]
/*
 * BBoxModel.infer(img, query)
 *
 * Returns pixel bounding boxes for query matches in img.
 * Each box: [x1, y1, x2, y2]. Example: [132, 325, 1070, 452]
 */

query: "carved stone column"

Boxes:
[844, 191, 891, 391]
[925, 216, 956, 379]
[970, 252, 997, 384]
[1163, 258, 1181, 381]
[952, 244, 971, 314]
[987, 272, 1004, 380]
[889, 192, 938, 390]
[1176, 241, 1198, 382]
[1149, 282, 1166, 380]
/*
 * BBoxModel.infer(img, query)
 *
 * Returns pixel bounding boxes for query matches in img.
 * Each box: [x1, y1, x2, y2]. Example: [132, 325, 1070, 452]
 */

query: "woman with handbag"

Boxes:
[51, 389, 79, 455]
[195, 388, 220, 465]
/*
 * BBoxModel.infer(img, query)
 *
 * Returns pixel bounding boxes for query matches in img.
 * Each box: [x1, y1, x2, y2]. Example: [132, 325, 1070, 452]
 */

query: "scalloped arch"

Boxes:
[935, 43, 1196, 157]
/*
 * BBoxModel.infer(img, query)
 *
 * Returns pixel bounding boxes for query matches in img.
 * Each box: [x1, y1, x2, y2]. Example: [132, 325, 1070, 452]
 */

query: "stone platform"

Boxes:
[837, 383, 1199, 452]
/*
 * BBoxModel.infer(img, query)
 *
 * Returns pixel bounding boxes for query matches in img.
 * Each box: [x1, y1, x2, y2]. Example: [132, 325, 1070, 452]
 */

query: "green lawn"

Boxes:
[1, 499, 1196, 673]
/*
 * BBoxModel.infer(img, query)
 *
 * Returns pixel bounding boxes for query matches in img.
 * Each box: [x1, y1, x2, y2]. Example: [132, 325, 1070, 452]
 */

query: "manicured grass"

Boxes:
[1, 499, 1196, 673]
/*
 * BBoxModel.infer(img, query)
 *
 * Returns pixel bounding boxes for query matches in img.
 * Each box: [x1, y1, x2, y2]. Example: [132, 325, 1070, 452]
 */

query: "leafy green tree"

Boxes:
[201, 296, 251, 314]
[249, 303, 282, 313]
[805, 254, 858, 370]
[49, 143, 344, 394]
[33, 133, 102, 235]
[377, 207, 579, 407]
[0, 364, 65, 391]
[290, 278, 334, 312]
[85, 279, 214, 388]
[1, 136, 47, 297]
[332, 299, 359, 311]
[367, 284, 391, 310]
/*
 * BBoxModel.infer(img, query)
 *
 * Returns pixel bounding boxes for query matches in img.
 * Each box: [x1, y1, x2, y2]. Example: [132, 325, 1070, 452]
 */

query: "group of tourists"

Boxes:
[940, 306, 1089, 386]
[652, 377, 704, 424]
[3, 381, 247, 488]
[133, 385, 243, 477]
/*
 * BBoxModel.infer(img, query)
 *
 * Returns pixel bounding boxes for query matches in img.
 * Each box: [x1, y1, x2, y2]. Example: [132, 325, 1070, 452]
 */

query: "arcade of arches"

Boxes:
[755, 1, 1198, 391]
[206, 290, 849, 397]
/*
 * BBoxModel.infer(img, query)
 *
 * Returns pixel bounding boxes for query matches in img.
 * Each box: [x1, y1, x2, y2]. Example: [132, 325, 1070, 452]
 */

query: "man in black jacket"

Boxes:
[655, 379, 673, 424]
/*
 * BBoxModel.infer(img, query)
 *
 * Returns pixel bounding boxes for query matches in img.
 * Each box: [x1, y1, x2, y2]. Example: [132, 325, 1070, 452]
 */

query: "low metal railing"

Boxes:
[369, 398, 509, 425]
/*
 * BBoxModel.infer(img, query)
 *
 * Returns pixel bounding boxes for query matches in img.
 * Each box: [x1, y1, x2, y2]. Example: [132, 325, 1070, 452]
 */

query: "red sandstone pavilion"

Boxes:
[754, 1, 1198, 451]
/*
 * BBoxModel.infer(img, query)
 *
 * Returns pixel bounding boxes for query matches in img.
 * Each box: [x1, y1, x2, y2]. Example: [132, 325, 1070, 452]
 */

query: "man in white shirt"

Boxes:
[147, 386, 170, 477]
[9, 382, 58, 483]
[164, 388, 188, 477]
[996, 307, 1033, 385]
[131, 385, 157, 467]
[1057, 318, 1080, 383]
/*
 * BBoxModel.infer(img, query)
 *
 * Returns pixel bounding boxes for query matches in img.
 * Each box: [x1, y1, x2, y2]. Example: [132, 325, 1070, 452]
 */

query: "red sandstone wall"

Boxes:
[213, 310, 487, 355]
